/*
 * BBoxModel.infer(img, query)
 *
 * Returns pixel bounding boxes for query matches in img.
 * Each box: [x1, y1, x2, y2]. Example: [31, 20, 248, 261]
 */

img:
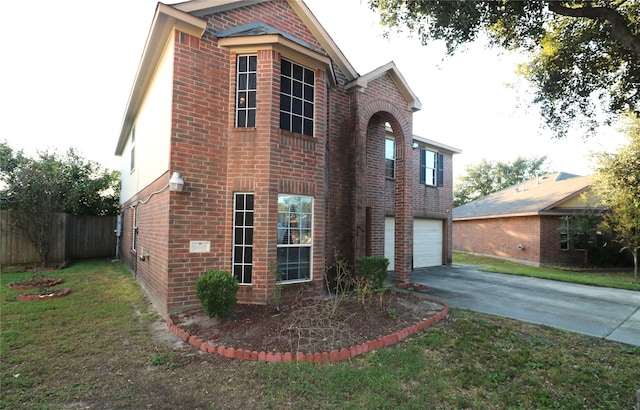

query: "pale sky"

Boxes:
[0, 0, 626, 180]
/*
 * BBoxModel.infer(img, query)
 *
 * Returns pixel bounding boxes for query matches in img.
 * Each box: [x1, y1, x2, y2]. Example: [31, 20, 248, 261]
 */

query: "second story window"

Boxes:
[420, 148, 444, 187]
[280, 58, 314, 136]
[130, 126, 136, 173]
[385, 138, 395, 179]
[236, 55, 257, 127]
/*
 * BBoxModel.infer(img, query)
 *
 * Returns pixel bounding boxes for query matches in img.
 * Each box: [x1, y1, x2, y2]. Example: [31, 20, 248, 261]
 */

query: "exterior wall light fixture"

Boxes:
[169, 171, 185, 192]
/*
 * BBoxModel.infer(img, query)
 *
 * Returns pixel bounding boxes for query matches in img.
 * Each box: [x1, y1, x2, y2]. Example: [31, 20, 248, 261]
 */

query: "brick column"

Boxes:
[394, 127, 413, 284]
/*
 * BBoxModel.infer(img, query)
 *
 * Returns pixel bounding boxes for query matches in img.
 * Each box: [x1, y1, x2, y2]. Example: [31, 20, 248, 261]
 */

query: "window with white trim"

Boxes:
[279, 59, 314, 136]
[236, 55, 257, 128]
[277, 194, 312, 282]
[420, 148, 444, 187]
[132, 207, 138, 252]
[130, 127, 136, 173]
[232, 193, 254, 284]
[385, 138, 395, 179]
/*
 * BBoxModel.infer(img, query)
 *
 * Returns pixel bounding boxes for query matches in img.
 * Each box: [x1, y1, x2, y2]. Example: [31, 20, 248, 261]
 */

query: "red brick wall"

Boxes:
[410, 148, 455, 265]
[453, 215, 588, 266]
[539, 215, 585, 265]
[453, 216, 542, 264]
[356, 74, 415, 283]
[120, 174, 171, 316]
[122, 0, 454, 313]
[124, 0, 352, 313]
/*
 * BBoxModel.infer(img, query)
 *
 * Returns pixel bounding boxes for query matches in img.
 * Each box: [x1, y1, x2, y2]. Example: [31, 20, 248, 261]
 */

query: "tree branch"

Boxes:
[547, 2, 640, 56]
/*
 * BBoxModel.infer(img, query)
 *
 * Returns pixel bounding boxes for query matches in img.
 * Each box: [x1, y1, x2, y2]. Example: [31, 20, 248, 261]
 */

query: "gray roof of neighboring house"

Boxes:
[453, 172, 593, 220]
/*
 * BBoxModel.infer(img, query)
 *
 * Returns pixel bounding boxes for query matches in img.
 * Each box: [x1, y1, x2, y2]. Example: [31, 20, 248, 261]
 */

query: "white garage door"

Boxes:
[413, 219, 443, 268]
[384, 217, 443, 271]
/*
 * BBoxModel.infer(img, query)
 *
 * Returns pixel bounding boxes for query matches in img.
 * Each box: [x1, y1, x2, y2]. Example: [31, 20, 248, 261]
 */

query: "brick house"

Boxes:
[453, 172, 604, 266]
[115, 0, 459, 317]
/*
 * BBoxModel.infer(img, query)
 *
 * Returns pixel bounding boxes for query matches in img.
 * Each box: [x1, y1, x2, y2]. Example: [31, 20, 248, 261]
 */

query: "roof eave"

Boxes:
[172, 0, 266, 16]
[453, 211, 541, 221]
[412, 135, 462, 154]
[115, 3, 207, 155]
[287, 0, 359, 81]
[175, 0, 355, 85]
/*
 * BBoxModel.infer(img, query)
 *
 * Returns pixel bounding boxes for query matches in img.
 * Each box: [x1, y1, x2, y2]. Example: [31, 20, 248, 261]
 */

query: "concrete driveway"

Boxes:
[409, 264, 640, 346]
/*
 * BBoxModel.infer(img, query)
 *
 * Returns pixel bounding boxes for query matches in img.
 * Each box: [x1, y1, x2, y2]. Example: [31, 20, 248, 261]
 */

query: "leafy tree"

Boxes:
[454, 155, 549, 206]
[560, 196, 605, 267]
[591, 114, 640, 282]
[0, 142, 120, 267]
[369, 0, 640, 138]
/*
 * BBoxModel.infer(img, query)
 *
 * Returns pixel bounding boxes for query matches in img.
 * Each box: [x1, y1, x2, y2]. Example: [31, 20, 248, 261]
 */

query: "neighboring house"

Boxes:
[453, 172, 603, 266]
[115, 0, 459, 317]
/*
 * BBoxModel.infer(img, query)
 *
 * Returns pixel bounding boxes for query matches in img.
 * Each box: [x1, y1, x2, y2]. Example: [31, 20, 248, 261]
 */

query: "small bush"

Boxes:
[359, 256, 389, 288]
[356, 256, 391, 312]
[195, 270, 239, 319]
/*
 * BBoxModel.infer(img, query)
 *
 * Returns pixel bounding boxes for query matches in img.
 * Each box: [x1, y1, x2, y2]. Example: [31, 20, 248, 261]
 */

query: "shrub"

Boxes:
[356, 256, 391, 312]
[359, 256, 389, 288]
[195, 270, 240, 319]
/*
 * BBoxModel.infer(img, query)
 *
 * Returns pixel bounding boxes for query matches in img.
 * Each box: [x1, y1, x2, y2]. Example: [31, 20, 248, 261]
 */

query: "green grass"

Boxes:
[2, 260, 639, 409]
[453, 251, 640, 291]
[257, 310, 640, 409]
[0, 261, 155, 408]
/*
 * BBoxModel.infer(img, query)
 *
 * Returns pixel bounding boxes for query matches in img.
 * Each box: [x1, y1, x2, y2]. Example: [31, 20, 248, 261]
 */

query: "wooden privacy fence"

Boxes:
[0, 211, 117, 267]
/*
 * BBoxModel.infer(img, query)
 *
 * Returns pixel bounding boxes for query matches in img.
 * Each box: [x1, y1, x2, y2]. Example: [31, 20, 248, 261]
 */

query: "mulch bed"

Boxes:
[171, 292, 445, 355]
[8, 278, 63, 290]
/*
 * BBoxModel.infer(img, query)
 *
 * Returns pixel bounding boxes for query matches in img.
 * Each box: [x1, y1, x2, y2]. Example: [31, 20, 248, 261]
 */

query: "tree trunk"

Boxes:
[633, 247, 638, 284]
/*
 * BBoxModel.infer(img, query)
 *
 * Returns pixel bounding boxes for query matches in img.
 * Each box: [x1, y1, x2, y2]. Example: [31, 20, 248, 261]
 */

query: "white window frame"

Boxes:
[129, 126, 136, 173]
[424, 149, 437, 186]
[385, 138, 395, 179]
[420, 148, 444, 187]
[132, 207, 138, 252]
[277, 194, 313, 283]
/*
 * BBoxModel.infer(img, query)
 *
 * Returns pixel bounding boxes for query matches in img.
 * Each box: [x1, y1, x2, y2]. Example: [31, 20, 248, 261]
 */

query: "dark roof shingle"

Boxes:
[453, 172, 592, 220]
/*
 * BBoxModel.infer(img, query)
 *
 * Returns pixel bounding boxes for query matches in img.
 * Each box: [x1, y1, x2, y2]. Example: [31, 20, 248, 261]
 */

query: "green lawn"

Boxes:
[1, 260, 639, 409]
[453, 251, 640, 291]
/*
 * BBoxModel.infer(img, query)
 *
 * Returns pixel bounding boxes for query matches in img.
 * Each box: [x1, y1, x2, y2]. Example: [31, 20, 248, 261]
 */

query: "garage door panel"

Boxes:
[414, 219, 443, 268]
[385, 217, 442, 271]
[384, 217, 394, 271]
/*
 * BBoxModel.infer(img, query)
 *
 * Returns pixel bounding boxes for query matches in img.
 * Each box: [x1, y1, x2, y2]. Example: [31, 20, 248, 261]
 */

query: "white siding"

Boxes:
[119, 36, 175, 203]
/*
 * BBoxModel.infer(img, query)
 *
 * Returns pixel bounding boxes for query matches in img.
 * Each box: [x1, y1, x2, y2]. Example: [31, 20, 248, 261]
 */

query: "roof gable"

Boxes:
[346, 61, 422, 112]
[115, 3, 207, 155]
[174, 0, 358, 80]
[453, 173, 597, 220]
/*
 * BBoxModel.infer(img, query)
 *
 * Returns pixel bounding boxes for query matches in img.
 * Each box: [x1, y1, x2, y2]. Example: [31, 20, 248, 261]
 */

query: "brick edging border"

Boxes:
[17, 288, 71, 301]
[166, 294, 449, 363]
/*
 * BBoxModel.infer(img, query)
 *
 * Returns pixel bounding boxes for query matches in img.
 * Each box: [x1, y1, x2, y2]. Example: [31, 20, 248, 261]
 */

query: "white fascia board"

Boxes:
[172, 0, 266, 16]
[412, 134, 462, 154]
